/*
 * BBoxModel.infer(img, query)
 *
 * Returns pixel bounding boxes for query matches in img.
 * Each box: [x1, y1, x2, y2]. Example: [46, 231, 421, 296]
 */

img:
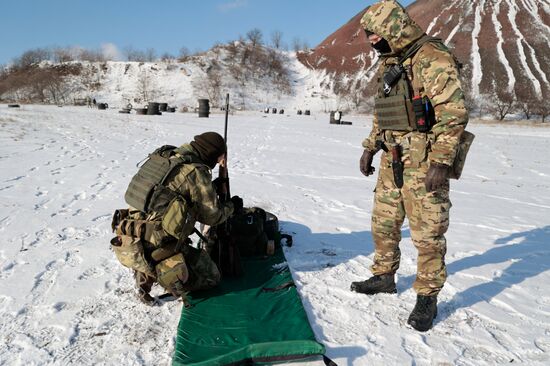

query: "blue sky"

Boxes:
[0, 0, 414, 64]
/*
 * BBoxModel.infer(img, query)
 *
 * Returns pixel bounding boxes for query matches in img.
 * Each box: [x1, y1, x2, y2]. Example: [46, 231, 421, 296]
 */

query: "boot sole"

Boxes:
[350, 285, 397, 295]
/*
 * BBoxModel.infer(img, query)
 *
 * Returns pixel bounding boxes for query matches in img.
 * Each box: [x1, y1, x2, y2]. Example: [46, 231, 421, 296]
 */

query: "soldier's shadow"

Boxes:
[279, 221, 411, 365]
[432, 226, 550, 323]
[280, 220, 410, 270]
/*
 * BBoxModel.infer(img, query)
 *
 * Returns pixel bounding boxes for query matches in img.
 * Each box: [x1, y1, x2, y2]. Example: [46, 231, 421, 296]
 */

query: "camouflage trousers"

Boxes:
[371, 154, 451, 296]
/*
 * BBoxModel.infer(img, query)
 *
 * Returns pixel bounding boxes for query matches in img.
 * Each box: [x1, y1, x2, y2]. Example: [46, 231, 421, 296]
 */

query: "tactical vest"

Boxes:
[124, 145, 203, 240]
[374, 35, 444, 132]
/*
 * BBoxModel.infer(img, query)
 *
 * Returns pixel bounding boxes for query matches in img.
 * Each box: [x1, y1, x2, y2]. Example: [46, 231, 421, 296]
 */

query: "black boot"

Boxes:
[350, 274, 396, 295]
[407, 295, 438, 332]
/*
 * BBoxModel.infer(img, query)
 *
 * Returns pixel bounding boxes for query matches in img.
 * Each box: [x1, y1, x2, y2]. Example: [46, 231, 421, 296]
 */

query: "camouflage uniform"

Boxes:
[361, 0, 468, 296]
[130, 144, 233, 295]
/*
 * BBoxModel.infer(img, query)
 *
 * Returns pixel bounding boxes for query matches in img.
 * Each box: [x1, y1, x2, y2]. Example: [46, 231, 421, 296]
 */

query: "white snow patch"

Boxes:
[504, 0, 542, 95]
[471, 0, 485, 97]
[492, 1, 516, 93]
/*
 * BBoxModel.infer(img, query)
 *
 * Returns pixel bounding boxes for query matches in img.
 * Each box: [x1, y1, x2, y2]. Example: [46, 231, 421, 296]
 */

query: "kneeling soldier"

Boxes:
[111, 132, 243, 304]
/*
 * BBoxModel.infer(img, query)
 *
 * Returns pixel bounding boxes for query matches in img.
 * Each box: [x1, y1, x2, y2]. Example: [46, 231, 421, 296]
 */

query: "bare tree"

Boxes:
[160, 52, 175, 62]
[515, 82, 538, 120]
[14, 48, 51, 68]
[53, 47, 75, 63]
[534, 99, 550, 123]
[136, 69, 157, 102]
[246, 28, 263, 48]
[271, 31, 283, 49]
[488, 91, 515, 121]
[79, 48, 106, 62]
[292, 37, 302, 53]
[124, 46, 147, 62]
[145, 48, 157, 62]
[178, 47, 191, 62]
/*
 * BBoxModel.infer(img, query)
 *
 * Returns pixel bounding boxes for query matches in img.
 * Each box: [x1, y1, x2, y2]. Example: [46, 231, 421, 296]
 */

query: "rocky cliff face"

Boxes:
[299, 0, 550, 104]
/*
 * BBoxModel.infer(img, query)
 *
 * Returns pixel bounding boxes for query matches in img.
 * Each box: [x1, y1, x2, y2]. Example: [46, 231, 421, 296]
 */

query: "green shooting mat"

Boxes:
[172, 244, 325, 365]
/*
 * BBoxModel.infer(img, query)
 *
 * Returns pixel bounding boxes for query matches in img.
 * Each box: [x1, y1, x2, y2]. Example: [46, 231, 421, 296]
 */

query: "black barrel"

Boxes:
[147, 102, 160, 115]
[198, 99, 210, 118]
[159, 103, 168, 112]
[304, 110, 311, 116]
[272, 108, 277, 114]
[8, 104, 20, 108]
[97, 103, 108, 110]
[136, 108, 147, 115]
[119, 108, 131, 114]
[297, 110, 302, 115]
[279, 109, 284, 114]
[166, 107, 176, 113]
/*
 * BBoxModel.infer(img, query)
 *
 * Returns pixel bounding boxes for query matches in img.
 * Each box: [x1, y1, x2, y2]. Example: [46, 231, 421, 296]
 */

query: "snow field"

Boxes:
[0, 105, 549, 365]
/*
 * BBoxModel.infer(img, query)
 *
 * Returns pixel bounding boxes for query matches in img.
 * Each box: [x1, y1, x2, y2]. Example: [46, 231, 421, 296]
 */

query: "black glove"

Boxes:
[230, 195, 243, 213]
[360, 149, 376, 177]
[425, 163, 449, 192]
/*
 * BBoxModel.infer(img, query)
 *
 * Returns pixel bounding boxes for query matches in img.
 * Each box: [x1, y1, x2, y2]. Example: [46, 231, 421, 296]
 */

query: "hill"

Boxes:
[298, 0, 550, 112]
[0, 43, 351, 113]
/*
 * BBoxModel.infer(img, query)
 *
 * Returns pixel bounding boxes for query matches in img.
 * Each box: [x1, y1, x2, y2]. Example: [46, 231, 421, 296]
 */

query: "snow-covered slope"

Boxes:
[98, 54, 346, 113]
[299, 0, 550, 102]
[1, 43, 350, 113]
[68, 50, 345, 113]
[1, 105, 549, 365]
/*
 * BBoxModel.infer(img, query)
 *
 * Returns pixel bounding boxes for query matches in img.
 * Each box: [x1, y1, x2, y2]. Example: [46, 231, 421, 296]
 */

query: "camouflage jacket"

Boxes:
[165, 144, 234, 226]
[136, 144, 234, 227]
[361, 0, 468, 166]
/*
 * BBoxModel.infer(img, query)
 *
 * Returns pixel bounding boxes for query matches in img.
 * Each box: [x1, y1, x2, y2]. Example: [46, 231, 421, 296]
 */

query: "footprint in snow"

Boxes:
[4, 175, 27, 182]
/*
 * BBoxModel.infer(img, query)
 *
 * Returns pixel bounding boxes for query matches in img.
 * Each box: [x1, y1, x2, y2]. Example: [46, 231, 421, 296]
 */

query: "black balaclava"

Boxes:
[190, 132, 227, 169]
[372, 38, 393, 55]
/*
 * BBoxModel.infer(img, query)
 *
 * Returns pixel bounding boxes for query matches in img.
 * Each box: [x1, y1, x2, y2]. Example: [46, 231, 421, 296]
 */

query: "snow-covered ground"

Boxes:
[1, 105, 549, 365]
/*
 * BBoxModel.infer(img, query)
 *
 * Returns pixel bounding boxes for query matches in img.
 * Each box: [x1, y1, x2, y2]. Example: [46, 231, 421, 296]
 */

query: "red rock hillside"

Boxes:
[298, 0, 550, 103]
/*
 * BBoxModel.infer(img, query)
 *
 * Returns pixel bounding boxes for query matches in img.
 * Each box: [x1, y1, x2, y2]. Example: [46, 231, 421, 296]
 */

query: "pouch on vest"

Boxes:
[155, 253, 189, 297]
[162, 196, 196, 240]
[156, 248, 221, 295]
[113, 215, 170, 248]
[449, 130, 475, 180]
[111, 235, 155, 278]
[375, 94, 415, 131]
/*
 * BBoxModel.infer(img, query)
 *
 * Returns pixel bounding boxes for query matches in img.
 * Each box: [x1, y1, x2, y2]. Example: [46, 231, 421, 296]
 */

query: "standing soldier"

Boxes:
[350, 0, 469, 332]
